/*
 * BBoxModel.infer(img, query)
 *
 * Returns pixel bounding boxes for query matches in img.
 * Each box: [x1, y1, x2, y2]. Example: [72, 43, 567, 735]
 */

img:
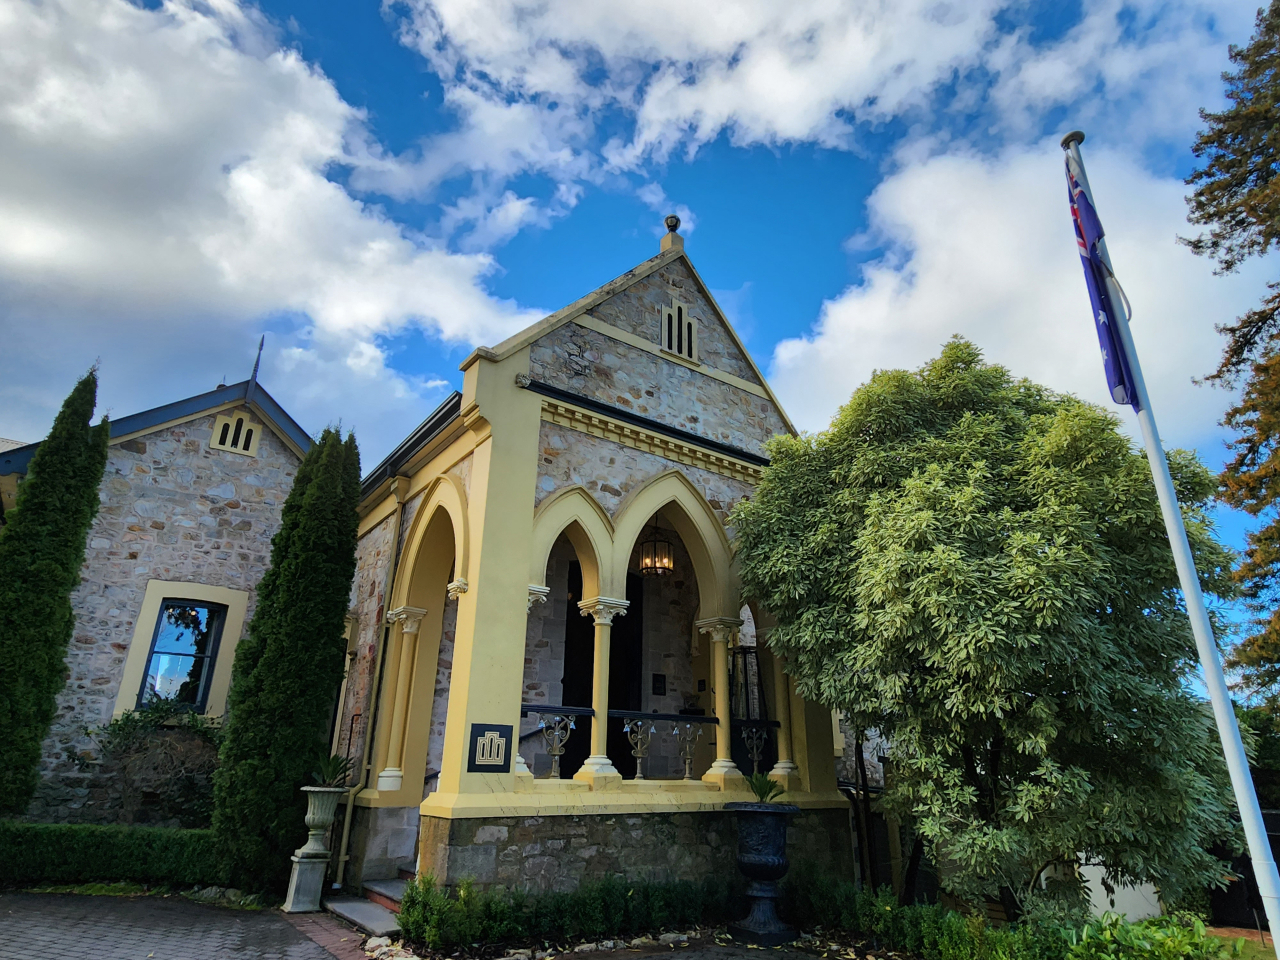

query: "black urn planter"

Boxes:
[724, 801, 800, 946]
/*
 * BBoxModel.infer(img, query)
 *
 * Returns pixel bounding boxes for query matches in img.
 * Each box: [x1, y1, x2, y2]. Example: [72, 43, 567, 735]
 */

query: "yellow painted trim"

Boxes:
[420, 787, 848, 819]
[113, 580, 251, 719]
[611, 469, 737, 619]
[389, 474, 470, 610]
[539, 400, 763, 484]
[529, 485, 616, 597]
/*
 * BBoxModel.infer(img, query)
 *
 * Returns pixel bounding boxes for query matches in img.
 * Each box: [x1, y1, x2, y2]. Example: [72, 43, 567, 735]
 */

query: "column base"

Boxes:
[376, 768, 404, 791]
[702, 758, 746, 790]
[574, 755, 623, 790]
[282, 855, 328, 913]
[769, 763, 802, 794]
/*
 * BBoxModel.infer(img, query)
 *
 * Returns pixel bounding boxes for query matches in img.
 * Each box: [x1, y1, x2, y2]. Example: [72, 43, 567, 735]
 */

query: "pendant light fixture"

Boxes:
[639, 529, 674, 576]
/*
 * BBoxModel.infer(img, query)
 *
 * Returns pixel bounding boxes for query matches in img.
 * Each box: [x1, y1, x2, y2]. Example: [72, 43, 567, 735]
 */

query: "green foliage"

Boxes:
[1066, 913, 1241, 960]
[0, 821, 227, 887]
[1182, 1, 1280, 697]
[397, 875, 737, 951]
[312, 754, 354, 788]
[212, 428, 361, 891]
[0, 369, 110, 815]
[733, 339, 1239, 911]
[744, 772, 786, 803]
[1235, 706, 1280, 807]
[87, 701, 224, 827]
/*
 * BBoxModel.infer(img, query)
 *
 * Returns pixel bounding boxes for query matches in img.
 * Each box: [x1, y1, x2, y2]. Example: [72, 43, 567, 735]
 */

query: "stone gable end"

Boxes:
[587, 257, 761, 385]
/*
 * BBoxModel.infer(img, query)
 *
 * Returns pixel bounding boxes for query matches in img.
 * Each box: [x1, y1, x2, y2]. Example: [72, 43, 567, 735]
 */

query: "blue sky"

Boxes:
[0, 0, 1272, 575]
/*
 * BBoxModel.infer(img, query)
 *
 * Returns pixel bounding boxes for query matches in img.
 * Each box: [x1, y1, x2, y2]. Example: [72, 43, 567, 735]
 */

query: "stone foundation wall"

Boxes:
[418, 807, 854, 893]
[27, 411, 299, 823]
[345, 803, 420, 886]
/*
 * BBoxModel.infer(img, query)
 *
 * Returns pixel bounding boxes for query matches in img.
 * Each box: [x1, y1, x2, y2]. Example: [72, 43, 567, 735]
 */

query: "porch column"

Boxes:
[376, 605, 426, 791]
[768, 648, 801, 788]
[574, 597, 629, 788]
[697, 617, 744, 787]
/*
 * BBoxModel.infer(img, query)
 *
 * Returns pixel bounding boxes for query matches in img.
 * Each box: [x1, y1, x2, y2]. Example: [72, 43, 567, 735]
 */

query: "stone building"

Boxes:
[330, 222, 853, 899]
[0, 373, 312, 821]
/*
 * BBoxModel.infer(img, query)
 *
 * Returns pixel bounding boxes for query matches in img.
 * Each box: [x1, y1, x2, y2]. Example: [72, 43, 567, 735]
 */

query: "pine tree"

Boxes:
[1184, 0, 1280, 701]
[0, 370, 109, 814]
[733, 339, 1238, 914]
[212, 427, 360, 891]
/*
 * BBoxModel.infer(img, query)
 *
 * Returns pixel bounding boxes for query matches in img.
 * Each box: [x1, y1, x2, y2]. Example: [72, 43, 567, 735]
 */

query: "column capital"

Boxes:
[578, 597, 629, 625]
[446, 578, 469, 601]
[386, 605, 427, 633]
[695, 616, 743, 644]
[527, 585, 551, 612]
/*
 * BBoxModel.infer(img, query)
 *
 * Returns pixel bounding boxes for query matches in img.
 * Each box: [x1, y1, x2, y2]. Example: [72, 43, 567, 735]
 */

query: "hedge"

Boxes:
[0, 821, 228, 887]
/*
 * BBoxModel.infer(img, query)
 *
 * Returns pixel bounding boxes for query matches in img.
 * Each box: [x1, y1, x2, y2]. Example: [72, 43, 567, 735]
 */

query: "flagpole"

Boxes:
[1062, 130, 1280, 946]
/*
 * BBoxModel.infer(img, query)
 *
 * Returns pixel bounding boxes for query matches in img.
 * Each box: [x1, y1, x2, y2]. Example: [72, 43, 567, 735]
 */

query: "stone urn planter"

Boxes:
[283, 785, 348, 913]
[724, 801, 801, 946]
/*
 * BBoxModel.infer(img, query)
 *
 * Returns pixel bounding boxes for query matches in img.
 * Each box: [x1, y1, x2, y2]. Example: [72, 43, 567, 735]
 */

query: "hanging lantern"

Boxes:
[639, 532, 674, 576]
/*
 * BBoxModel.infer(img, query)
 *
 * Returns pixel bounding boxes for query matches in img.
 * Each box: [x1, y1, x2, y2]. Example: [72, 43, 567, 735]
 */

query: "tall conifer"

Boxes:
[0, 370, 109, 814]
[1184, 0, 1280, 700]
[212, 427, 360, 891]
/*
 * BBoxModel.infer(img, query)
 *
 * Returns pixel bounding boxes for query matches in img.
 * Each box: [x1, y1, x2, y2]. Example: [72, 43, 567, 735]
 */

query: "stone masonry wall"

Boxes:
[424, 596, 458, 797]
[28, 410, 300, 822]
[520, 536, 575, 775]
[588, 259, 761, 386]
[535, 423, 753, 529]
[419, 807, 854, 893]
[530, 323, 786, 459]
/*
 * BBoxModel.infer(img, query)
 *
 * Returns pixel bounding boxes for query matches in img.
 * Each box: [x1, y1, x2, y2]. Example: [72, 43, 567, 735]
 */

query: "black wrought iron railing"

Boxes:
[608, 711, 718, 780]
[521, 703, 594, 779]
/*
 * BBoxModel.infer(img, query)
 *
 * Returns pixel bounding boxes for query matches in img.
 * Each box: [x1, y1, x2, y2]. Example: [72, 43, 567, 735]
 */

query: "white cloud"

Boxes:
[0, 0, 543, 461]
[767, 142, 1273, 453]
[387, 0, 1250, 175]
[635, 183, 696, 236]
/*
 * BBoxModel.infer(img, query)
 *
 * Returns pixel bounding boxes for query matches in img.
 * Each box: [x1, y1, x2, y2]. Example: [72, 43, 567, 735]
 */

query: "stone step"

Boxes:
[323, 895, 401, 937]
[362, 878, 408, 914]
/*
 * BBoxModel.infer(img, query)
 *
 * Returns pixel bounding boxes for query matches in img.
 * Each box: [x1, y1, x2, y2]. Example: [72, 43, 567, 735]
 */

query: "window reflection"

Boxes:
[138, 600, 226, 712]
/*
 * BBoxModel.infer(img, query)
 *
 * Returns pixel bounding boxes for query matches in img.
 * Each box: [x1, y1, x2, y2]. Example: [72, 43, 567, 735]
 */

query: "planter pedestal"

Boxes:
[283, 785, 348, 913]
[725, 801, 800, 947]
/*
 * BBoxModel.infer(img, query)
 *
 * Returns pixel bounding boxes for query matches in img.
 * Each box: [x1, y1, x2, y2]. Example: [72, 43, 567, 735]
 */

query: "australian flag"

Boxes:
[1065, 155, 1139, 410]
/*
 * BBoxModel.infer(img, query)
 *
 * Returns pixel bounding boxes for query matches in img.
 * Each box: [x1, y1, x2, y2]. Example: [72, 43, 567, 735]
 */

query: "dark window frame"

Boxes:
[136, 598, 228, 713]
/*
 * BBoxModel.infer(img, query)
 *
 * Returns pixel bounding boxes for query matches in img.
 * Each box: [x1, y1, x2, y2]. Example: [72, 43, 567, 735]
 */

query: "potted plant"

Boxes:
[297, 754, 353, 855]
[724, 772, 800, 946]
[284, 755, 353, 912]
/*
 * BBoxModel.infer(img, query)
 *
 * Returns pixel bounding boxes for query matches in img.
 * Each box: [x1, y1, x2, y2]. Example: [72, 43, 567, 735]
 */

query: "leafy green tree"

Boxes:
[0, 370, 109, 814]
[212, 428, 360, 891]
[1183, 0, 1280, 702]
[733, 339, 1238, 915]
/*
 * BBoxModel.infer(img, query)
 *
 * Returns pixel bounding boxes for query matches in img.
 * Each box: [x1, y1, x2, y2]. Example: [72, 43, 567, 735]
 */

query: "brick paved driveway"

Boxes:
[0, 893, 365, 960]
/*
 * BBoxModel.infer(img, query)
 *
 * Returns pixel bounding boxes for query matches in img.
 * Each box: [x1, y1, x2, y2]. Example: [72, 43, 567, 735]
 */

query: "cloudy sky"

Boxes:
[0, 0, 1270, 522]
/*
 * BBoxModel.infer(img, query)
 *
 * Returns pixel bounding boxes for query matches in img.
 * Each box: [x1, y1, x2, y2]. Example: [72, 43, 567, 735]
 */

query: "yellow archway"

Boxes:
[529, 485, 615, 599]
[611, 470, 736, 619]
[390, 474, 469, 610]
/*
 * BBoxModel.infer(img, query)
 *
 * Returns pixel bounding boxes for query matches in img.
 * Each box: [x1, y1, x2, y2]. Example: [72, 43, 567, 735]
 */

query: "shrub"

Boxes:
[212, 428, 361, 891]
[398, 875, 738, 951]
[85, 701, 223, 827]
[1065, 913, 1241, 960]
[0, 820, 227, 887]
[0, 370, 110, 814]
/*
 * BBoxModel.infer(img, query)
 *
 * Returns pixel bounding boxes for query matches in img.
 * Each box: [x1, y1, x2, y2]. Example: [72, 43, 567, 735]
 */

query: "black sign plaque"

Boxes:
[467, 723, 513, 773]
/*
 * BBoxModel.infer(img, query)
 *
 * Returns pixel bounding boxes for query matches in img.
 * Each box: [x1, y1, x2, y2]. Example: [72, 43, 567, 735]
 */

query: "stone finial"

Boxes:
[661, 214, 683, 254]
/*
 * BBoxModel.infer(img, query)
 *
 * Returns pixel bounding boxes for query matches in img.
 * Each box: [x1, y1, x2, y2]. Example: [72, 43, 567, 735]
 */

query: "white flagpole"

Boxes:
[1062, 130, 1280, 947]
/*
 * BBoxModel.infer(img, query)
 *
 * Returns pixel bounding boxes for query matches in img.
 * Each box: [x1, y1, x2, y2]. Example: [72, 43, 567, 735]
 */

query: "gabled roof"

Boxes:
[460, 245, 798, 436]
[0, 379, 312, 479]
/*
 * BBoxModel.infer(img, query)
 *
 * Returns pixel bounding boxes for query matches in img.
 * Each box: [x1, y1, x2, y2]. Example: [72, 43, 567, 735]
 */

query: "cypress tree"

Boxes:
[1183, 1, 1280, 701]
[0, 370, 109, 814]
[212, 427, 360, 891]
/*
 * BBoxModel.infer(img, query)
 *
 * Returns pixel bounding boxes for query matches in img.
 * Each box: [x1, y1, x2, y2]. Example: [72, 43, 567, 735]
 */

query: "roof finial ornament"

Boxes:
[660, 213, 683, 253]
